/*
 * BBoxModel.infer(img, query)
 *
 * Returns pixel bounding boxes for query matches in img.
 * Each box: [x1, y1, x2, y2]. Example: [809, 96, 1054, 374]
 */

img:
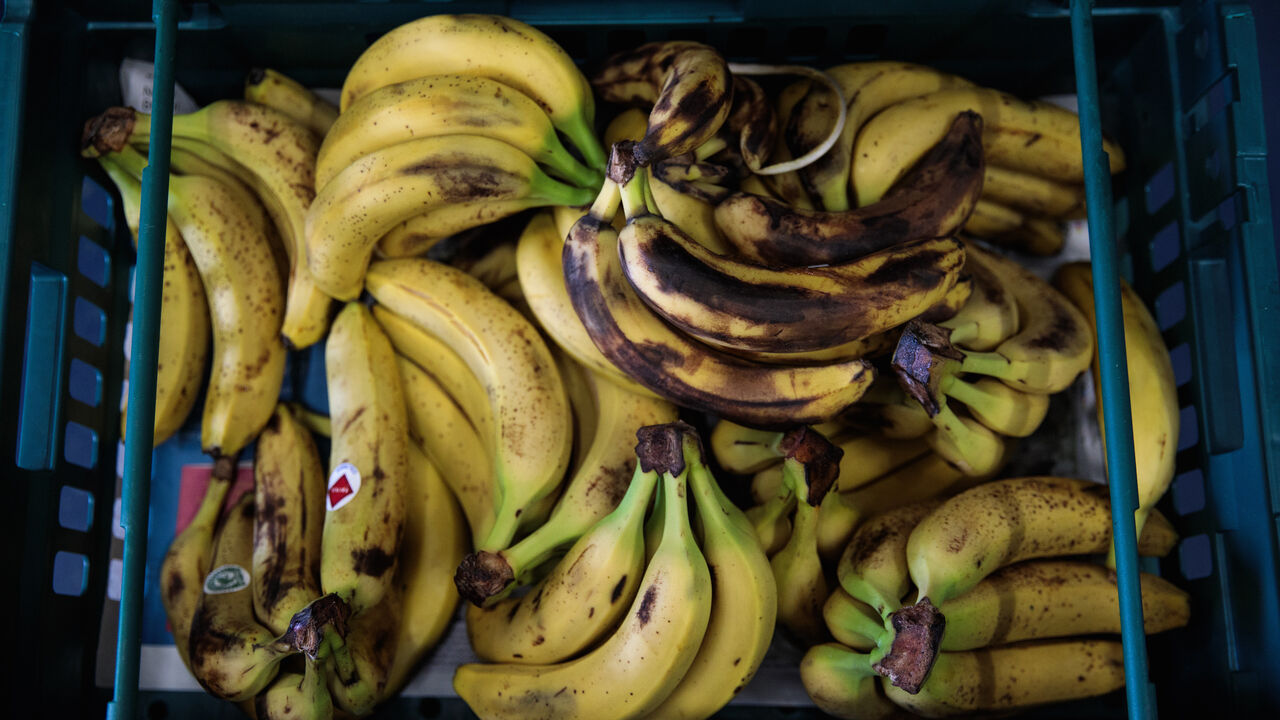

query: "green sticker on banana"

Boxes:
[203, 564, 251, 594]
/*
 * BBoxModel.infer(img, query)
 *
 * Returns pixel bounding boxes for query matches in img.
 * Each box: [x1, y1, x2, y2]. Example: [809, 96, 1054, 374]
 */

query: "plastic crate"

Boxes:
[1, 1, 1277, 718]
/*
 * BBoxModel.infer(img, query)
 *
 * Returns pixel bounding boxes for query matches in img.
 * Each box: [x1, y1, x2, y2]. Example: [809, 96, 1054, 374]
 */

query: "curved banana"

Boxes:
[982, 165, 1084, 218]
[564, 173, 876, 428]
[943, 375, 1050, 437]
[453, 422, 713, 720]
[786, 61, 974, 212]
[340, 14, 604, 170]
[710, 420, 782, 476]
[376, 200, 540, 260]
[619, 199, 965, 353]
[91, 102, 333, 349]
[641, 440, 776, 720]
[937, 246, 1020, 351]
[920, 273, 973, 323]
[463, 461, 655, 664]
[98, 158, 208, 447]
[647, 162, 733, 254]
[715, 111, 984, 269]
[244, 67, 338, 138]
[723, 74, 776, 171]
[592, 41, 732, 166]
[1053, 262, 1179, 566]
[881, 639, 1126, 716]
[853, 87, 1126, 206]
[102, 145, 284, 462]
[252, 405, 326, 636]
[801, 644, 901, 720]
[746, 484, 797, 557]
[455, 363, 676, 605]
[365, 258, 572, 551]
[823, 588, 887, 652]
[836, 502, 942, 618]
[253, 660, 332, 720]
[751, 433, 930, 505]
[322, 303, 408, 614]
[383, 444, 468, 696]
[325, 591, 401, 716]
[159, 471, 233, 670]
[962, 197, 1023, 237]
[317, 74, 599, 192]
[188, 495, 295, 700]
[305, 134, 593, 301]
[763, 79, 817, 209]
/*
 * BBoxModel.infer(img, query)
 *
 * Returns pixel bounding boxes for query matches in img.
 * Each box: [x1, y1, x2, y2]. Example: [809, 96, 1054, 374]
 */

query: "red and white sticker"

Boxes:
[327, 462, 362, 511]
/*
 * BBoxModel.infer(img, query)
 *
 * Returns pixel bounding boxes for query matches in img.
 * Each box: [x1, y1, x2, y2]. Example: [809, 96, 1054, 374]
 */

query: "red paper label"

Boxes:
[327, 463, 362, 511]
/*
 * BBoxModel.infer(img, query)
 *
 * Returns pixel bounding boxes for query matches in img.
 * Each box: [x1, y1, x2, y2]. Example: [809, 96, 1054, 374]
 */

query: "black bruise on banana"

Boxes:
[716, 111, 985, 268]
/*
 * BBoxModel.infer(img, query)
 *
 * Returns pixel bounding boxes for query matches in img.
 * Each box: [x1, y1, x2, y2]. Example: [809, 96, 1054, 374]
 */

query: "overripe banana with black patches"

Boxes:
[1054, 262, 1179, 567]
[365, 258, 572, 551]
[454, 363, 676, 605]
[318, 74, 599, 192]
[321, 303, 408, 615]
[618, 168, 966, 354]
[463, 461, 655, 664]
[188, 495, 295, 700]
[99, 145, 284, 463]
[852, 87, 1126, 206]
[723, 75, 776, 172]
[881, 640, 1126, 716]
[97, 157, 208, 448]
[244, 67, 338, 138]
[252, 406, 326, 636]
[716, 111, 984, 269]
[764, 79, 817, 209]
[563, 161, 876, 428]
[647, 160, 733, 254]
[305, 134, 593, 301]
[452, 422, 713, 720]
[160, 469, 234, 670]
[340, 14, 605, 170]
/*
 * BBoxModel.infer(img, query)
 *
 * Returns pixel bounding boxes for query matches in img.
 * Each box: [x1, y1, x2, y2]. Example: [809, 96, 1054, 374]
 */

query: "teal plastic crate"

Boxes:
[1, 1, 1277, 718]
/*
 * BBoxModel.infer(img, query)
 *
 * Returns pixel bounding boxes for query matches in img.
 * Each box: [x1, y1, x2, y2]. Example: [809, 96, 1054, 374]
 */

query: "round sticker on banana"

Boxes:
[203, 564, 251, 594]
[326, 462, 362, 511]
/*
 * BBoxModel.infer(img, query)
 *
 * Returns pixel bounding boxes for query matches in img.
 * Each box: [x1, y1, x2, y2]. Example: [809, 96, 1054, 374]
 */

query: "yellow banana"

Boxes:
[982, 165, 1084, 218]
[252, 660, 332, 720]
[365, 258, 572, 551]
[244, 67, 338, 138]
[823, 588, 884, 652]
[937, 245, 1021, 351]
[340, 14, 604, 170]
[837, 502, 942, 618]
[801, 644, 903, 720]
[159, 473, 233, 671]
[646, 163, 732, 254]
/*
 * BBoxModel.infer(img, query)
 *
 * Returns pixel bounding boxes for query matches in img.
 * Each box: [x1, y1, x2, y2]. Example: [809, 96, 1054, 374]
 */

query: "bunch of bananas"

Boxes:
[79, 12, 1189, 718]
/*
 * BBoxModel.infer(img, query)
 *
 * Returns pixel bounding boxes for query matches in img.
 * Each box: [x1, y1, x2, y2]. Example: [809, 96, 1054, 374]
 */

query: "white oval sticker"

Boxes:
[203, 564, 250, 594]
[327, 462, 362, 512]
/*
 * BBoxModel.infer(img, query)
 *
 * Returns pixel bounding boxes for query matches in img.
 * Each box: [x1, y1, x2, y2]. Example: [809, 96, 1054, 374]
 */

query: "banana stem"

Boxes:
[107, 144, 150, 183]
[692, 136, 728, 161]
[640, 169, 660, 216]
[589, 180, 622, 221]
[619, 170, 651, 221]
[725, 63, 847, 176]
[957, 351, 1014, 382]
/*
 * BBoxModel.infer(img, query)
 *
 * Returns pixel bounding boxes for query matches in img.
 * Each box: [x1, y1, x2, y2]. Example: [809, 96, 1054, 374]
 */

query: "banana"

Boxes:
[456, 240, 519, 294]
[801, 644, 903, 720]
[899, 243, 1094, 395]
[715, 111, 984, 269]
[287, 403, 331, 438]
[906, 477, 1179, 610]
[710, 420, 782, 475]
[1054, 262, 1179, 566]
[641, 438, 776, 720]
[823, 588, 887, 652]
[646, 162, 732, 254]
[375, 202, 538, 260]
[723, 75, 776, 171]
[365, 258, 572, 551]
[463, 460, 655, 664]
[618, 165, 966, 354]
[771, 427, 842, 644]
[839, 380, 935, 440]
[982, 165, 1085, 218]
[252, 406, 326, 636]
[763, 79, 817, 209]
[836, 502, 943, 618]
[253, 660, 332, 720]
[87, 102, 333, 349]
[786, 61, 974, 212]
[852, 87, 1126, 206]
[517, 211, 651, 395]
[592, 41, 732, 166]
[961, 197, 1023, 237]
[453, 422, 713, 720]
[341, 14, 603, 168]
[747, 484, 797, 557]
[321, 303, 408, 614]
[305, 134, 593, 301]
[188, 495, 295, 700]
[100, 145, 284, 462]
[751, 433, 930, 505]
[881, 639, 1126, 716]
[936, 245, 1020, 351]
[97, 158, 208, 447]
[317, 74, 599, 192]
[564, 169, 876, 428]
[943, 376, 1050, 437]
[318, 590, 400, 716]
[383, 444, 468, 696]
[919, 273, 973, 323]
[159, 469, 234, 670]
[935, 560, 1189, 651]
[971, 213, 1066, 257]
[454, 364, 676, 605]
[244, 67, 338, 138]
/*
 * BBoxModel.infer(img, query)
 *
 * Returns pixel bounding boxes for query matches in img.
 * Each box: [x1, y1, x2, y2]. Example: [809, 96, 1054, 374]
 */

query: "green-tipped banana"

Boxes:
[800, 644, 902, 720]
